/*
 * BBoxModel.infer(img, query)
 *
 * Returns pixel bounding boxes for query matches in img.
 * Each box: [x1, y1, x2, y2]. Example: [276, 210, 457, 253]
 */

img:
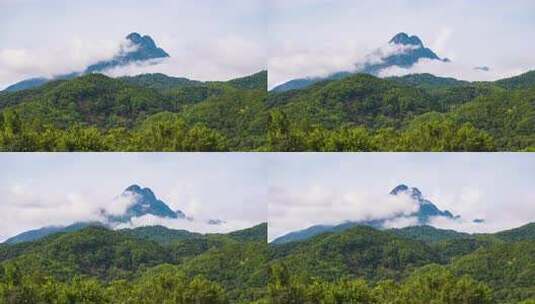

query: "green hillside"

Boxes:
[0, 224, 268, 303]
[1, 70, 535, 151]
[268, 224, 535, 303]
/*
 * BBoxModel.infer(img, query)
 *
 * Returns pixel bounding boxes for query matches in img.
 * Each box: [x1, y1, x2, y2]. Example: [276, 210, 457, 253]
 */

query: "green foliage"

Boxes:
[263, 110, 495, 152]
[268, 263, 494, 304]
[269, 224, 535, 303]
[2, 70, 535, 151]
[0, 224, 268, 303]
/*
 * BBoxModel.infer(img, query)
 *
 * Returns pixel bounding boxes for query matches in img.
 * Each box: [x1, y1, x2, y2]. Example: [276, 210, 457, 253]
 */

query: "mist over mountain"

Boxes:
[4, 32, 169, 92]
[101, 184, 186, 223]
[3, 184, 224, 244]
[271, 32, 449, 92]
[272, 184, 462, 244]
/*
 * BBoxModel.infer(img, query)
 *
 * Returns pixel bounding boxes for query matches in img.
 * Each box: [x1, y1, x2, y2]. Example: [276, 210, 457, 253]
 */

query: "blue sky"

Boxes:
[0, 0, 266, 89]
[268, 0, 535, 88]
[0, 153, 268, 242]
[267, 153, 535, 241]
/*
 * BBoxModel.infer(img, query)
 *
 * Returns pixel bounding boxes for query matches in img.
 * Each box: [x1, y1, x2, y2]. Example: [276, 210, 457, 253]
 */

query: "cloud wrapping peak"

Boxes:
[268, 186, 421, 241]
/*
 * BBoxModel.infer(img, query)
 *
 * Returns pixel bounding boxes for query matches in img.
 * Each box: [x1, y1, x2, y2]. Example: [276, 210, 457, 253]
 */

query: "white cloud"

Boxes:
[268, 0, 535, 88]
[268, 185, 420, 241]
[0, 0, 266, 89]
[104, 35, 266, 81]
[378, 58, 531, 82]
[0, 153, 268, 242]
[0, 182, 103, 241]
[266, 153, 535, 241]
[0, 38, 120, 88]
[115, 215, 253, 235]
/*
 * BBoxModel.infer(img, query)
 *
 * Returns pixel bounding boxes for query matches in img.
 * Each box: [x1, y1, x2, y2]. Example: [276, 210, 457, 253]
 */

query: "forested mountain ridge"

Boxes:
[268, 223, 535, 303]
[0, 70, 267, 152]
[265, 70, 535, 152]
[1, 68, 535, 151]
[0, 223, 268, 303]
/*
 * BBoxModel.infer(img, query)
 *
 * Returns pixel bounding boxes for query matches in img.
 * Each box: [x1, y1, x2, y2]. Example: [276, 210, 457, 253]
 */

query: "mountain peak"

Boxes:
[84, 32, 169, 74]
[125, 184, 156, 200]
[125, 184, 142, 192]
[125, 32, 161, 53]
[390, 32, 424, 47]
[104, 184, 185, 224]
[390, 184, 409, 195]
[390, 184, 457, 223]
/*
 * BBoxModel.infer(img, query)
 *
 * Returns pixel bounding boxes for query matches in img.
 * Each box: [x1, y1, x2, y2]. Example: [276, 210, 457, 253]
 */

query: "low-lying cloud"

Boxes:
[115, 215, 254, 235]
[0, 179, 262, 242]
[268, 185, 419, 241]
[268, 0, 535, 88]
[378, 58, 530, 82]
[104, 35, 266, 82]
[0, 38, 120, 89]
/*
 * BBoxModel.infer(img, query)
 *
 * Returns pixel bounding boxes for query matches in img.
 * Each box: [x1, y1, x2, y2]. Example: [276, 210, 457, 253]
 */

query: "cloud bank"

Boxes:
[0, 0, 266, 89]
[268, 0, 535, 88]
[268, 186, 420, 241]
[267, 153, 535, 241]
[0, 153, 268, 242]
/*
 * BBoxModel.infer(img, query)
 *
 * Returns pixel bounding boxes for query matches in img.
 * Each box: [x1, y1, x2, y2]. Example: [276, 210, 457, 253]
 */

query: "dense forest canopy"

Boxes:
[0, 223, 268, 304]
[1, 70, 535, 151]
[268, 223, 535, 304]
[2, 222, 534, 303]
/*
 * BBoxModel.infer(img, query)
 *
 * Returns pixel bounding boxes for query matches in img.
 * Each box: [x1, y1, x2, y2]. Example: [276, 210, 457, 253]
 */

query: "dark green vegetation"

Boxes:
[1, 69, 535, 151]
[0, 71, 266, 151]
[0, 223, 267, 303]
[266, 71, 535, 151]
[268, 224, 535, 303]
